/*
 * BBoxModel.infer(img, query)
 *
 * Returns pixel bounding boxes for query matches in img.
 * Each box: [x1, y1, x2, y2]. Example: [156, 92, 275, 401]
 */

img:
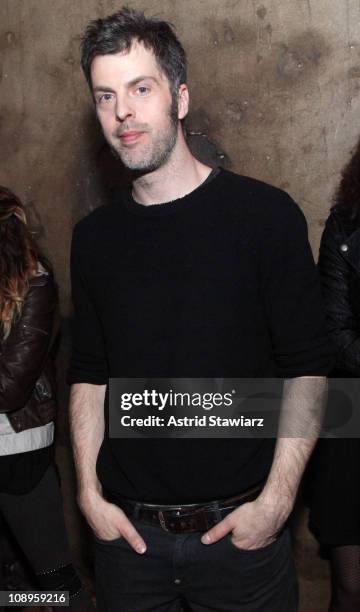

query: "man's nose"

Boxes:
[115, 95, 134, 122]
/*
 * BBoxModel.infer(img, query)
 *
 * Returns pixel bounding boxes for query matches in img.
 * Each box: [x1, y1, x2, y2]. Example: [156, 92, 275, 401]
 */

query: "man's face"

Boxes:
[91, 42, 183, 172]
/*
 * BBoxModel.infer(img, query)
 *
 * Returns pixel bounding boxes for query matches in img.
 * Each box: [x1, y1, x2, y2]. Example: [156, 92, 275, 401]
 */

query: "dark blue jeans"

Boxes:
[94, 519, 298, 611]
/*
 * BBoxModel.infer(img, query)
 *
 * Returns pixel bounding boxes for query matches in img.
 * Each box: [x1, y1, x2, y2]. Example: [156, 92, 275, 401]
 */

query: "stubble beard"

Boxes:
[109, 97, 179, 173]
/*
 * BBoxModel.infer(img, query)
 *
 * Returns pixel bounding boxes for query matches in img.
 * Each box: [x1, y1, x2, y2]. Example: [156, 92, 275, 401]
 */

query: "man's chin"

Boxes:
[114, 157, 164, 176]
[109, 147, 151, 172]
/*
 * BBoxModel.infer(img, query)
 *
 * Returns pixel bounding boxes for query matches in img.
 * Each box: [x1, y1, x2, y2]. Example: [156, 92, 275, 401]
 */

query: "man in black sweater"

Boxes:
[68, 7, 331, 611]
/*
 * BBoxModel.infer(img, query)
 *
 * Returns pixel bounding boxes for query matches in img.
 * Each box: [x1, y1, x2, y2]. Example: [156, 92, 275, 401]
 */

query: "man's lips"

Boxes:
[119, 131, 145, 144]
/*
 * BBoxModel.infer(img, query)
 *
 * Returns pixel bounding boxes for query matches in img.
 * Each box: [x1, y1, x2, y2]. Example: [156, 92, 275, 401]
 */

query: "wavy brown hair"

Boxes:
[0, 186, 45, 339]
[332, 138, 360, 223]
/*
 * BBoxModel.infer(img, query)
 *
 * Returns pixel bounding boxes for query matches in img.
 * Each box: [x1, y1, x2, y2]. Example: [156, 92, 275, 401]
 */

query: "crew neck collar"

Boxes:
[124, 167, 223, 217]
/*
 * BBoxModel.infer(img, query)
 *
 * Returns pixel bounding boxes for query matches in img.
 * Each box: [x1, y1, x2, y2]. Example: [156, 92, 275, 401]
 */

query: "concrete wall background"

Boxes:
[1, 1, 359, 609]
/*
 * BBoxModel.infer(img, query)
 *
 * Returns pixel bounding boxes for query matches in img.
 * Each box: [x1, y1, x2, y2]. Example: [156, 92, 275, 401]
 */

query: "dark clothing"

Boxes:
[0, 465, 73, 574]
[68, 168, 331, 504]
[307, 438, 360, 546]
[308, 211, 360, 546]
[0, 464, 93, 610]
[94, 520, 297, 612]
[0, 446, 53, 495]
[317, 211, 360, 374]
[0, 273, 58, 494]
[0, 273, 58, 431]
[0, 275, 92, 611]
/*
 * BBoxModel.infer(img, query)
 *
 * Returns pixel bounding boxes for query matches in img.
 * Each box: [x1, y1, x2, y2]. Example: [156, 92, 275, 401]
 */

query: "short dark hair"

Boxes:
[80, 6, 187, 95]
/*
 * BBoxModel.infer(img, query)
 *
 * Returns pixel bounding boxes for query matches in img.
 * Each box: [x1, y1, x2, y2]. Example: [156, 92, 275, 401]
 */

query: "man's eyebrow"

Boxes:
[93, 76, 160, 94]
[93, 86, 117, 94]
[127, 75, 160, 87]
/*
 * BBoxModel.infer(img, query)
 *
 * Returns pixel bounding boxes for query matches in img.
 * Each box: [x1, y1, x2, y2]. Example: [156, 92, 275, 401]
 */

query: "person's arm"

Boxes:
[0, 274, 57, 412]
[318, 215, 360, 373]
[202, 192, 331, 548]
[69, 383, 146, 553]
[68, 224, 146, 554]
[69, 383, 105, 500]
[202, 376, 326, 548]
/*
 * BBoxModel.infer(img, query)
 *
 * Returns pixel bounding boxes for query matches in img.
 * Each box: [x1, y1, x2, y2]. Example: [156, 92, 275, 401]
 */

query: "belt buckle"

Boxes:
[158, 510, 170, 532]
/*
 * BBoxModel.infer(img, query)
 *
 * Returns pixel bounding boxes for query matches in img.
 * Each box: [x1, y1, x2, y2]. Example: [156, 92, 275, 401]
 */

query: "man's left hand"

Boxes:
[200, 496, 291, 550]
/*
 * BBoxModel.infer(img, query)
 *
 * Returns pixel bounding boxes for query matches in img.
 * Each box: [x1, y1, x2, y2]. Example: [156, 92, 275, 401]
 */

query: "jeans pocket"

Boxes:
[226, 530, 282, 555]
[94, 534, 124, 546]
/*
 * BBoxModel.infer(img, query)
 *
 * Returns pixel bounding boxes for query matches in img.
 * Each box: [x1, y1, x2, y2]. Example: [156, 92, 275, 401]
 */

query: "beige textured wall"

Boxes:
[1, 0, 360, 314]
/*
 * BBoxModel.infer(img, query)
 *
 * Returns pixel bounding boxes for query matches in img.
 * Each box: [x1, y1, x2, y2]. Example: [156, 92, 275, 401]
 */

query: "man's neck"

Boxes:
[131, 132, 212, 206]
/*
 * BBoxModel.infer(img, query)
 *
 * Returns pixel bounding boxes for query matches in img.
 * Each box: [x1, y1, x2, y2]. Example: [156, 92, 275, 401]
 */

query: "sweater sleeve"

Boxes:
[258, 193, 333, 377]
[67, 223, 109, 385]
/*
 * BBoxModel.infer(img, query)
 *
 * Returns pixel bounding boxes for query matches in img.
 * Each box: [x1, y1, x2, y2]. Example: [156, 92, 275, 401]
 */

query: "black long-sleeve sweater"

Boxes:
[68, 168, 332, 503]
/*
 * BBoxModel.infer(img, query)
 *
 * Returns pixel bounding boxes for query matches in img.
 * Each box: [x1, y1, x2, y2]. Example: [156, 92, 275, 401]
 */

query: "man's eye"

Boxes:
[98, 93, 113, 104]
[137, 86, 150, 95]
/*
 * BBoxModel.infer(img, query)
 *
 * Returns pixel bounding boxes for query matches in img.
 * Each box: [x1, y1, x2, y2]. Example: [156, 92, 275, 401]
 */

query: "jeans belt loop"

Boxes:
[213, 502, 222, 524]
[134, 502, 141, 520]
[158, 511, 169, 532]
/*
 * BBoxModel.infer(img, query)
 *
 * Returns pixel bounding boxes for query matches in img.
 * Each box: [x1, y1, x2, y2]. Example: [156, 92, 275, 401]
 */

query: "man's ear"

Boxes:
[178, 84, 189, 120]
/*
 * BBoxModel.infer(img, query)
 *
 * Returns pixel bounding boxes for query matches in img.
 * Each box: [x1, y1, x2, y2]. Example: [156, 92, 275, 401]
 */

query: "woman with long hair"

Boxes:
[0, 186, 93, 610]
[307, 142, 360, 611]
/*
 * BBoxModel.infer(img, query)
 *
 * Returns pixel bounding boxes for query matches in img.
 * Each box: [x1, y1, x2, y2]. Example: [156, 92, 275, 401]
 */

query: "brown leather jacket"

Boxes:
[0, 273, 58, 432]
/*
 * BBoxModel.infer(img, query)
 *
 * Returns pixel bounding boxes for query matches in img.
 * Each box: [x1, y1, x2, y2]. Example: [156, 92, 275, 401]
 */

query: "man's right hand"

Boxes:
[79, 490, 147, 554]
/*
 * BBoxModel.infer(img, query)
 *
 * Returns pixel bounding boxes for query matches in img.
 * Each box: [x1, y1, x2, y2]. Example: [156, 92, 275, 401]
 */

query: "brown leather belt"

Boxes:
[117, 483, 264, 533]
